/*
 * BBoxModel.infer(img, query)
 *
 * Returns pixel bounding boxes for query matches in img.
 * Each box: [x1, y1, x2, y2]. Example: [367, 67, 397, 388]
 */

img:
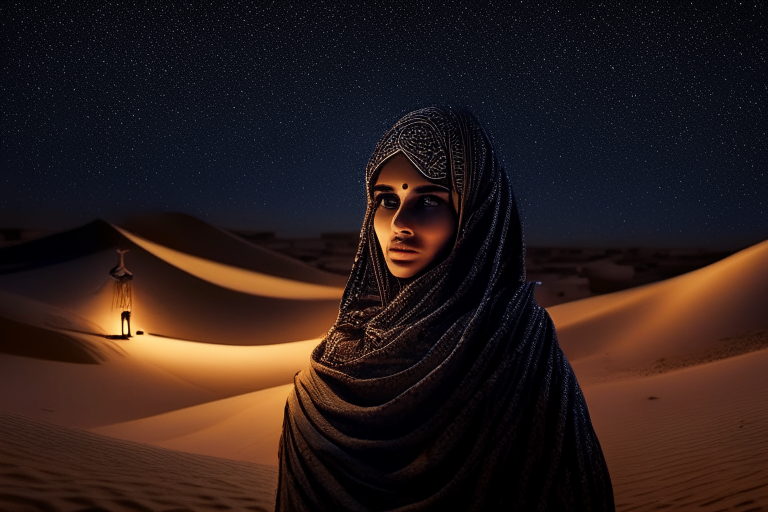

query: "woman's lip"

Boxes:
[388, 246, 419, 261]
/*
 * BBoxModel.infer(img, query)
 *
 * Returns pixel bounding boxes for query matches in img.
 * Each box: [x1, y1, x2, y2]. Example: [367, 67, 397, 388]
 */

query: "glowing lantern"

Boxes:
[109, 249, 133, 337]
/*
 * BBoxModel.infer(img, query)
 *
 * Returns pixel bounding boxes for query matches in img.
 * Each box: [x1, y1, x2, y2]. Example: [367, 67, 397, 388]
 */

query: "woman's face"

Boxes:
[373, 153, 457, 279]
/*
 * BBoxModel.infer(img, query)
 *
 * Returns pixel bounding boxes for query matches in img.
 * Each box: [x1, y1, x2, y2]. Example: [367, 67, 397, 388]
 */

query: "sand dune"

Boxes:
[115, 225, 344, 299]
[0, 316, 104, 364]
[0, 327, 317, 428]
[586, 348, 768, 511]
[1, 219, 767, 510]
[552, 238, 768, 384]
[0, 409, 278, 512]
[3, 350, 766, 510]
[0, 347, 218, 429]
[118, 334, 317, 397]
[0, 223, 342, 345]
[0, 288, 106, 336]
[120, 211, 348, 287]
[93, 384, 294, 466]
[0, 220, 121, 274]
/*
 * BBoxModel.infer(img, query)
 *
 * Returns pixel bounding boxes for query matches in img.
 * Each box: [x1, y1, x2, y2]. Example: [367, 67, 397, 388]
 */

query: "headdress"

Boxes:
[364, 107, 467, 196]
[276, 107, 613, 511]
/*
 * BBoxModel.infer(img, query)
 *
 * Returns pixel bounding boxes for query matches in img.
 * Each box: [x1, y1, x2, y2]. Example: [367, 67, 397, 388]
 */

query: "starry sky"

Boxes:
[2, 3, 766, 248]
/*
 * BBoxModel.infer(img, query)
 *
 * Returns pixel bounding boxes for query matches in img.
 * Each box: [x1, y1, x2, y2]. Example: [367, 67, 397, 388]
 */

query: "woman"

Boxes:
[275, 107, 614, 511]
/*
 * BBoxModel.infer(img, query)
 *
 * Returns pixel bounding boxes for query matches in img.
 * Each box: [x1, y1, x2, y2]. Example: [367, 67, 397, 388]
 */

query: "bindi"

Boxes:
[402, 183, 408, 190]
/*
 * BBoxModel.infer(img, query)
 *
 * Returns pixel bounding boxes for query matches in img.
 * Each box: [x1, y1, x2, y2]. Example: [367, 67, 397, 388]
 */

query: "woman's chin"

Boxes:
[386, 258, 423, 278]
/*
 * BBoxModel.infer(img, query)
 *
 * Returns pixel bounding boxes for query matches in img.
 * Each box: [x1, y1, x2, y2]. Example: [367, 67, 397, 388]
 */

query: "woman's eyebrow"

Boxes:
[372, 184, 396, 193]
[412, 184, 450, 194]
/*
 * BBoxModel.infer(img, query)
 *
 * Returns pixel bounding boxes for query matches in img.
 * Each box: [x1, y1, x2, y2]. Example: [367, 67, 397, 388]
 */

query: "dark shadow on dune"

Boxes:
[121, 211, 347, 286]
[0, 220, 126, 274]
[0, 317, 103, 364]
[0, 493, 59, 512]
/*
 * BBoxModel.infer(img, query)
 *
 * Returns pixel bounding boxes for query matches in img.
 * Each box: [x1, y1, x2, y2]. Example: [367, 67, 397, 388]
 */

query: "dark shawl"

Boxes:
[275, 107, 614, 511]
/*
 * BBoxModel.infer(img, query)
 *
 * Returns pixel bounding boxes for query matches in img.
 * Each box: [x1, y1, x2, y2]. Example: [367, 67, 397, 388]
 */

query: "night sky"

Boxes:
[2, 3, 766, 248]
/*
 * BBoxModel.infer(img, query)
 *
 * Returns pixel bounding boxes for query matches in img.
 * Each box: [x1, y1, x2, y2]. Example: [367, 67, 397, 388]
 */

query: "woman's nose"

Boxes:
[392, 204, 415, 234]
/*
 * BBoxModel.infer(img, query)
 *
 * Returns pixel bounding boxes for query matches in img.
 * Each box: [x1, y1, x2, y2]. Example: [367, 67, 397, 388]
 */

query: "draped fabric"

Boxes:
[275, 108, 614, 511]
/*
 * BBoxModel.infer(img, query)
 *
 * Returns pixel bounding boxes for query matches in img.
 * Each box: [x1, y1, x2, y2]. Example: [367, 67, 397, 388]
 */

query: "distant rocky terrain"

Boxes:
[231, 229, 736, 307]
[0, 224, 737, 308]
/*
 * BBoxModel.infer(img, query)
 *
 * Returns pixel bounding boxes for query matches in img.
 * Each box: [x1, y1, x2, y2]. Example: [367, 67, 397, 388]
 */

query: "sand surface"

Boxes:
[586, 348, 768, 511]
[552, 238, 768, 384]
[1, 217, 766, 511]
[0, 219, 342, 345]
[93, 384, 294, 466]
[0, 409, 278, 512]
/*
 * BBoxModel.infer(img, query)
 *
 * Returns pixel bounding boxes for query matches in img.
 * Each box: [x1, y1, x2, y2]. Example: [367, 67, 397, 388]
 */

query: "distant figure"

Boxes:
[275, 108, 614, 510]
[109, 249, 133, 337]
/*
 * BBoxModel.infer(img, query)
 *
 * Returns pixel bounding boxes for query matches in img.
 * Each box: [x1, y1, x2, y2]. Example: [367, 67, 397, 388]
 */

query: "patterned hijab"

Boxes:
[275, 107, 614, 511]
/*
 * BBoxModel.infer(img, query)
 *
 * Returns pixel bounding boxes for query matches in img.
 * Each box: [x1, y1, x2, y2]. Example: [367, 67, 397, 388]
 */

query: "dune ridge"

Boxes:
[114, 225, 344, 300]
[0, 242, 342, 346]
[553, 238, 768, 384]
[119, 212, 348, 286]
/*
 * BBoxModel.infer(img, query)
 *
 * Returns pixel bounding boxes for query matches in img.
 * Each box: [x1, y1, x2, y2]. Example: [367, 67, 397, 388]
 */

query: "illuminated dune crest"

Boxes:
[551, 238, 768, 382]
[114, 225, 344, 300]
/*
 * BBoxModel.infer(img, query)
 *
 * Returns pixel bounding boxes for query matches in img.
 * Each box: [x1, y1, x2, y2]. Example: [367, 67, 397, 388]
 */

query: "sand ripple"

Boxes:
[588, 349, 768, 511]
[0, 410, 277, 512]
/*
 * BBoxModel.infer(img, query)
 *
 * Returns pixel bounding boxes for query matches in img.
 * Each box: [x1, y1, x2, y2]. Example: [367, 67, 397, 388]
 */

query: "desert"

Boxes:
[1, 213, 766, 511]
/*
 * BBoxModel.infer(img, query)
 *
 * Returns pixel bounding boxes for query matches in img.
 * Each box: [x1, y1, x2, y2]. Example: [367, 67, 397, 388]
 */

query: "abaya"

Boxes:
[275, 107, 614, 511]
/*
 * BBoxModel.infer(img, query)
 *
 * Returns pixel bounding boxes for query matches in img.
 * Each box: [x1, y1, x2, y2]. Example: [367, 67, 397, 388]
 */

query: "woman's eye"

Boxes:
[377, 194, 399, 209]
[421, 195, 441, 207]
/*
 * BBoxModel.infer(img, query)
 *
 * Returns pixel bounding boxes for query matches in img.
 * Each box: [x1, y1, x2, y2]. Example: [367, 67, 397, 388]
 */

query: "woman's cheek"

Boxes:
[425, 209, 456, 243]
[373, 209, 393, 244]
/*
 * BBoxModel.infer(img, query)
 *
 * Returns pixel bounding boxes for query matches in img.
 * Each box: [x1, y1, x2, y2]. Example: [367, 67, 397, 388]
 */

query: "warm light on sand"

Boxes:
[2, 219, 767, 510]
[124, 334, 318, 395]
[113, 225, 345, 300]
[551, 239, 768, 378]
[93, 383, 295, 465]
[585, 349, 768, 511]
